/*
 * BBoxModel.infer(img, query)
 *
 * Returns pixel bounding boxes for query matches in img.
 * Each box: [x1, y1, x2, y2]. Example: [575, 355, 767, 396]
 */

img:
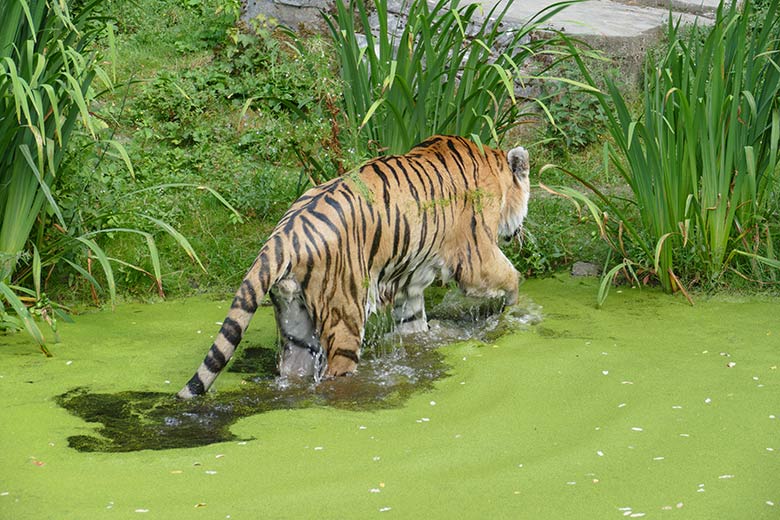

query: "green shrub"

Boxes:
[542, 61, 610, 154]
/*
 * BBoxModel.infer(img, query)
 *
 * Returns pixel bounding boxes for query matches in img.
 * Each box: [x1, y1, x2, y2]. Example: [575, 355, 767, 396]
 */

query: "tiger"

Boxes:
[177, 135, 530, 399]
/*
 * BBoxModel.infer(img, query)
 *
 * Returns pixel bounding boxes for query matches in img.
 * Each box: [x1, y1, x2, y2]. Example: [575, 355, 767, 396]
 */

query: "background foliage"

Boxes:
[557, 0, 780, 302]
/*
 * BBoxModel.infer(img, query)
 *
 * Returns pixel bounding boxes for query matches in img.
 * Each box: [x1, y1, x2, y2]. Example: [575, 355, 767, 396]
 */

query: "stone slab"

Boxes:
[494, 0, 714, 38]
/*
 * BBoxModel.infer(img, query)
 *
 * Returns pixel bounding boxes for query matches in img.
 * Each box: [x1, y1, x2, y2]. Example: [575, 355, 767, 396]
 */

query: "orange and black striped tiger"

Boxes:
[178, 135, 530, 398]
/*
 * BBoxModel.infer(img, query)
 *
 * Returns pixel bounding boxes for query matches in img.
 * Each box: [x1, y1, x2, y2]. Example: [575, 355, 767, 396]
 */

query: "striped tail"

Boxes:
[177, 236, 289, 399]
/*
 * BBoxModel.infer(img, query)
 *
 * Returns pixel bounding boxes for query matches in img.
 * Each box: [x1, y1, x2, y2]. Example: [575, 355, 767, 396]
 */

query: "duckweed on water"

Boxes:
[54, 291, 540, 452]
[2, 276, 779, 519]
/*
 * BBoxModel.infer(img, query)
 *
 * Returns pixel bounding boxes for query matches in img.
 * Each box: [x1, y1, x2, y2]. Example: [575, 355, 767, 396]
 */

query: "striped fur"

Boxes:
[178, 136, 530, 398]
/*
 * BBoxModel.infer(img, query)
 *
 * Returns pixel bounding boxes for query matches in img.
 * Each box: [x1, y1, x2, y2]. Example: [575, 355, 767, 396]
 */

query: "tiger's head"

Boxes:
[498, 146, 530, 242]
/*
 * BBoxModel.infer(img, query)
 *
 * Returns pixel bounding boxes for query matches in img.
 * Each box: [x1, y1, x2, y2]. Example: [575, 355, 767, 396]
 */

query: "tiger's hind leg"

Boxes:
[270, 278, 325, 381]
[391, 267, 436, 334]
[321, 301, 368, 377]
[391, 287, 428, 334]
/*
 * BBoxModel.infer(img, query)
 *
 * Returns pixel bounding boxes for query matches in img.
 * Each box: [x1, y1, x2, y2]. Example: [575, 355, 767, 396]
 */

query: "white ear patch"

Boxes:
[507, 147, 529, 178]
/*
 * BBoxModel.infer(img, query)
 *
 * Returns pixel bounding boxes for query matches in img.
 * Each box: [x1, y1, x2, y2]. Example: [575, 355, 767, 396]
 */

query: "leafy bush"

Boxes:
[542, 61, 610, 153]
[560, 0, 780, 302]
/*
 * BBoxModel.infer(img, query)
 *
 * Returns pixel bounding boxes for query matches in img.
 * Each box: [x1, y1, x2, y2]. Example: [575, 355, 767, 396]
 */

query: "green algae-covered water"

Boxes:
[1, 276, 778, 519]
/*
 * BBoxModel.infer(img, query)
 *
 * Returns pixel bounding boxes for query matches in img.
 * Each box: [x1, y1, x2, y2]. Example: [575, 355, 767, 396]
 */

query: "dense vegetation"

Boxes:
[1, 0, 778, 348]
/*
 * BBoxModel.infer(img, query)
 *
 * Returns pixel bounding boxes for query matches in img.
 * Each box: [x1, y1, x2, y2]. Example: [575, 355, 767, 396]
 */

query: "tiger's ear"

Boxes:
[507, 147, 529, 179]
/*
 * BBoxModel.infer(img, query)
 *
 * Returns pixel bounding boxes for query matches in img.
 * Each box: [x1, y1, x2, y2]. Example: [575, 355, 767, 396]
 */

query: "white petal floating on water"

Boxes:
[135, 509, 150, 514]
[379, 507, 392, 512]
[597, 450, 604, 457]
[704, 398, 712, 404]
[631, 427, 644, 432]
[718, 474, 734, 479]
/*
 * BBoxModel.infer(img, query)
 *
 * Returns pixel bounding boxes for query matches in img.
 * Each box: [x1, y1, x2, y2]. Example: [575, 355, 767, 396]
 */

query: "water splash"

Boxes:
[57, 291, 541, 452]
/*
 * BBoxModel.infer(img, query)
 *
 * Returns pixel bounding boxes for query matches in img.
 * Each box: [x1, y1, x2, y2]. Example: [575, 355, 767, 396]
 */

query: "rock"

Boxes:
[571, 261, 601, 277]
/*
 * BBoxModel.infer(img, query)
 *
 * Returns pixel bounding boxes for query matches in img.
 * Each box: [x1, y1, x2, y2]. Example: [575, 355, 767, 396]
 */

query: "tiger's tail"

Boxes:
[177, 235, 290, 399]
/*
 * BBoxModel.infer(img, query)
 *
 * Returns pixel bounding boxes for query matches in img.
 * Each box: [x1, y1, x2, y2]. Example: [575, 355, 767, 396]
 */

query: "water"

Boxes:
[56, 290, 542, 452]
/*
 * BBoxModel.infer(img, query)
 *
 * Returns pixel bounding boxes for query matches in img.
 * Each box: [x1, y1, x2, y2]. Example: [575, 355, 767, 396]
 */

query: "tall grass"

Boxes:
[0, 0, 114, 351]
[560, 0, 780, 301]
[325, 0, 579, 155]
[1, 0, 237, 351]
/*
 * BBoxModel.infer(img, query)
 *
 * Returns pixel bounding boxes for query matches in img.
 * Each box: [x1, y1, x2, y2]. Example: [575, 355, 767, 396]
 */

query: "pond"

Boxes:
[1, 275, 778, 518]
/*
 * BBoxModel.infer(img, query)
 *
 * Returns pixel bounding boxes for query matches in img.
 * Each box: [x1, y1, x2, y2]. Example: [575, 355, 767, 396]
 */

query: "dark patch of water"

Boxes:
[56, 292, 541, 452]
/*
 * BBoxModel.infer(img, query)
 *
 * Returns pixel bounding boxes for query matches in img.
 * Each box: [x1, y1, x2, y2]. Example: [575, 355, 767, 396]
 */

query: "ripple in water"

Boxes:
[57, 292, 541, 452]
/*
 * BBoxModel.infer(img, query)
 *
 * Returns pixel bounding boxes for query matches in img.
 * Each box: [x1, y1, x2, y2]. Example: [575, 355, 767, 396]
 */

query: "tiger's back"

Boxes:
[178, 135, 530, 398]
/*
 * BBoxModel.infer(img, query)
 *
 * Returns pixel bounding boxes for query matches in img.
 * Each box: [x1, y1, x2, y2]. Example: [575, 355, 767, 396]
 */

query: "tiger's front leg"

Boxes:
[455, 246, 520, 306]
